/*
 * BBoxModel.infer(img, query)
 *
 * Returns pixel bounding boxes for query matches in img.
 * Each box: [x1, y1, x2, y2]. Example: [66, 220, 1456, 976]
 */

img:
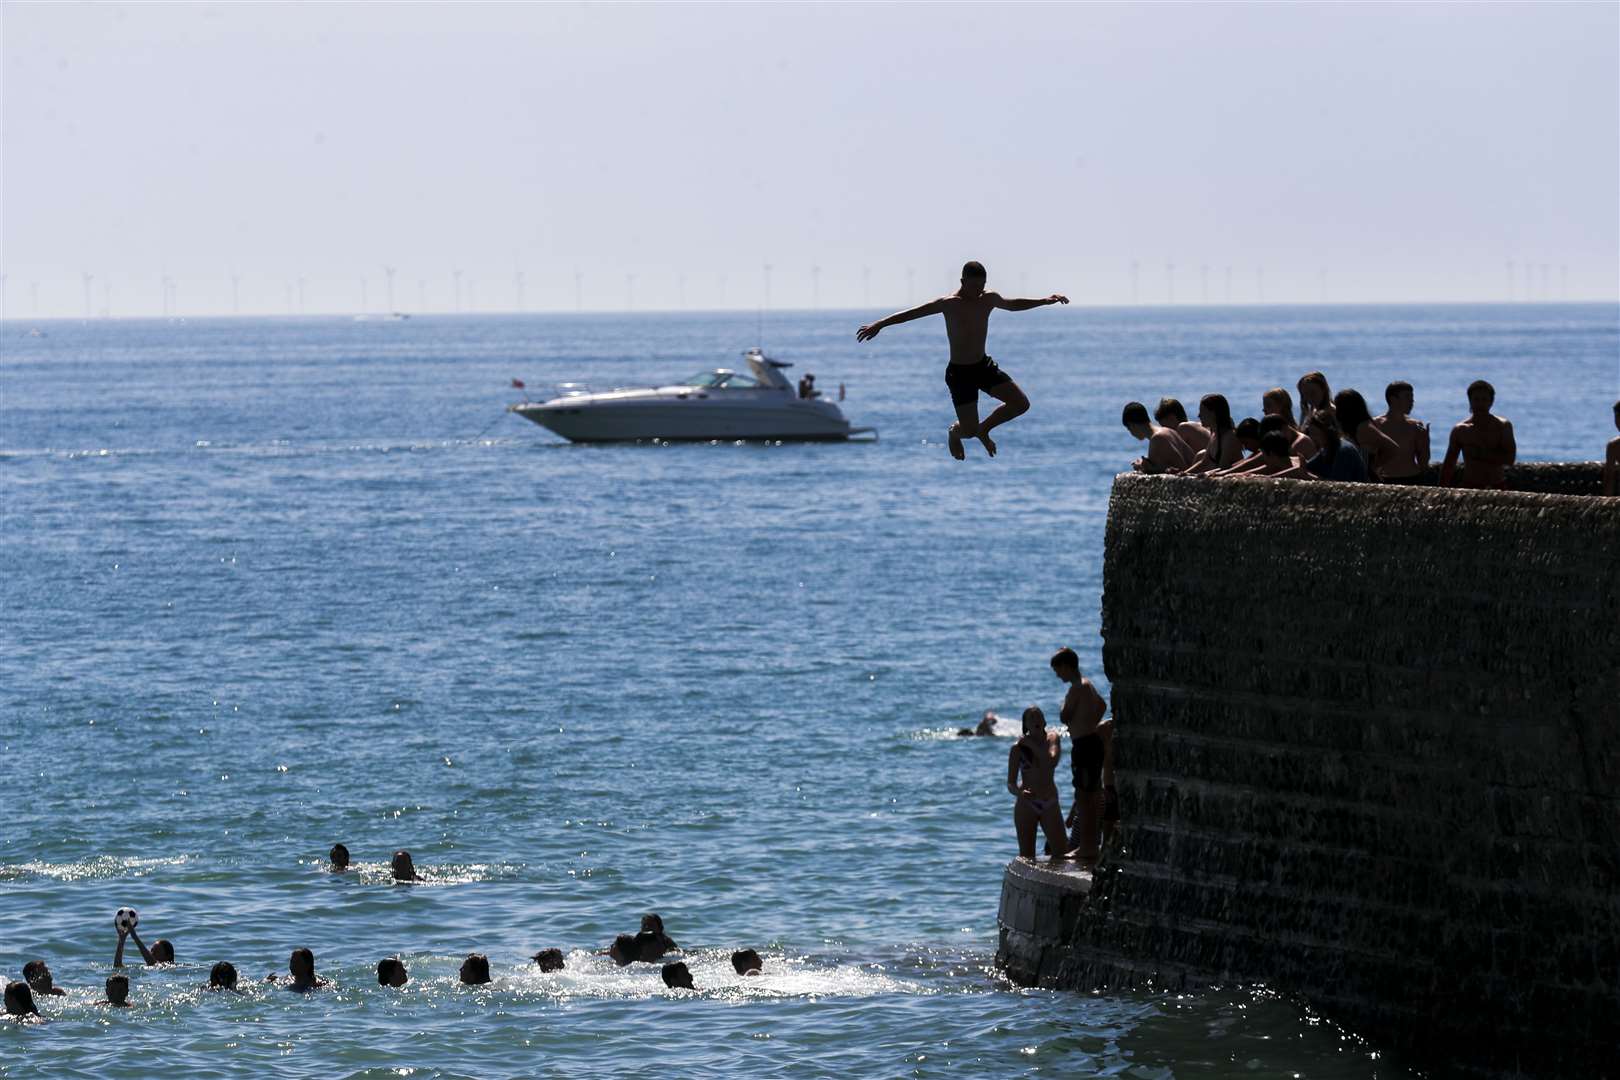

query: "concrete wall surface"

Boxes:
[1063, 473, 1619, 1078]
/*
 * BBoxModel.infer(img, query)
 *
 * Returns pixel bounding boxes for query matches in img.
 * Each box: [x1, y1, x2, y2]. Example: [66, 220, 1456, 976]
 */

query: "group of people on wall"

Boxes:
[1118, 372, 1572, 490]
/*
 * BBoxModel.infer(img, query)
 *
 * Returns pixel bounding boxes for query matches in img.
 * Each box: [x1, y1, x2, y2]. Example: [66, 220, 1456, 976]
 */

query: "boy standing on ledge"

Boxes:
[1050, 647, 1113, 863]
[856, 261, 1067, 460]
[1441, 379, 1516, 489]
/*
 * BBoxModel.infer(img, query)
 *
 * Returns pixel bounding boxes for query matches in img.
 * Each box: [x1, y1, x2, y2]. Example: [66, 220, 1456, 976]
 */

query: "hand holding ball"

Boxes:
[115, 908, 139, 934]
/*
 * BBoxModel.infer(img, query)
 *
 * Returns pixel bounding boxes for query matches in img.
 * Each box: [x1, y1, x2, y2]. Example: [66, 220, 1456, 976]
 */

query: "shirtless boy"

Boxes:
[1373, 381, 1430, 483]
[856, 261, 1067, 459]
[1050, 647, 1111, 862]
[1441, 380, 1516, 489]
[1122, 401, 1193, 473]
[1604, 401, 1619, 496]
[1155, 398, 1211, 454]
[1006, 706, 1070, 860]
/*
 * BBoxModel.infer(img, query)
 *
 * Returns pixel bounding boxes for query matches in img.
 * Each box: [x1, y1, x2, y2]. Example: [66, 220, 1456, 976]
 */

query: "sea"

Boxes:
[2, 303, 1615, 1078]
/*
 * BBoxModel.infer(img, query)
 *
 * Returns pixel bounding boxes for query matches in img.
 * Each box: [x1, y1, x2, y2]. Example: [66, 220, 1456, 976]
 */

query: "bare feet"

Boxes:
[977, 431, 997, 457]
[947, 425, 966, 460]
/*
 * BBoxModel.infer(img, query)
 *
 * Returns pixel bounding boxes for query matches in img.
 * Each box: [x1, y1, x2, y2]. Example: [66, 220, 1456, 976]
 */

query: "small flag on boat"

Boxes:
[511, 378, 525, 389]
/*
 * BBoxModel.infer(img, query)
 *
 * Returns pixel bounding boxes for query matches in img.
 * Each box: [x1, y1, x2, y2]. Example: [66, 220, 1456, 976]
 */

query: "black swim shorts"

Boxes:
[944, 355, 1012, 407]
[1071, 733, 1104, 794]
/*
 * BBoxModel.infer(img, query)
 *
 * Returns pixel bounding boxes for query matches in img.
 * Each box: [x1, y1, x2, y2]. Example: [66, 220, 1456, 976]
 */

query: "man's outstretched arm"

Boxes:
[856, 298, 946, 342]
[991, 292, 1069, 312]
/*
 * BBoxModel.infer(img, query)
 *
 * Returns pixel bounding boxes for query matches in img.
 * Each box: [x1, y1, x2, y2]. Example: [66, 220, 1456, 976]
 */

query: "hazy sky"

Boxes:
[3, 1, 1616, 316]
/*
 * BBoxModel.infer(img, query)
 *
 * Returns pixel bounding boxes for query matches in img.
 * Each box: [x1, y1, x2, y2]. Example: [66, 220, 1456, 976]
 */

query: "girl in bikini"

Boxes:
[1007, 706, 1071, 860]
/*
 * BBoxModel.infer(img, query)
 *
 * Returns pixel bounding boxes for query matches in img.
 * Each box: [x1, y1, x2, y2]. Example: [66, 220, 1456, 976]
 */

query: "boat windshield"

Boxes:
[676, 371, 761, 389]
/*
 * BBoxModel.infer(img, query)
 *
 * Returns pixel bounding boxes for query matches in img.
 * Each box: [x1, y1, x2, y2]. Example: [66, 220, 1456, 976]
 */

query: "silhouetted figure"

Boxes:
[1008, 706, 1070, 861]
[1051, 647, 1113, 862]
[377, 958, 409, 987]
[1605, 401, 1620, 496]
[1441, 380, 1516, 489]
[328, 844, 350, 872]
[661, 961, 695, 990]
[1122, 401, 1193, 474]
[21, 960, 65, 997]
[391, 850, 421, 883]
[532, 948, 565, 972]
[1155, 397, 1210, 454]
[731, 949, 764, 976]
[1372, 381, 1430, 483]
[98, 975, 131, 1007]
[857, 260, 1065, 459]
[208, 961, 240, 991]
[459, 954, 491, 985]
[5, 981, 42, 1020]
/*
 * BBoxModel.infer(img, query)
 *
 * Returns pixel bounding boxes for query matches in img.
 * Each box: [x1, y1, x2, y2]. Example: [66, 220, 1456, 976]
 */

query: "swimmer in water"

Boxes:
[956, 710, 1001, 737]
[532, 948, 565, 972]
[98, 975, 131, 1007]
[731, 949, 764, 976]
[607, 934, 639, 967]
[391, 850, 422, 883]
[269, 948, 329, 992]
[207, 961, 240, 991]
[635, 914, 679, 961]
[378, 958, 409, 987]
[661, 961, 695, 990]
[21, 960, 66, 997]
[115, 926, 174, 968]
[459, 954, 492, 985]
[4, 981, 43, 1021]
[1007, 705, 1071, 860]
[856, 260, 1067, 460]
[328, 843, 350, 872]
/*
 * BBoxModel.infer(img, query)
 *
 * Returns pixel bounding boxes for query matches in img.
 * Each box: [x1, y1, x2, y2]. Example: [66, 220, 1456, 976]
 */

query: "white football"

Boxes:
[114, 908, 139, 933]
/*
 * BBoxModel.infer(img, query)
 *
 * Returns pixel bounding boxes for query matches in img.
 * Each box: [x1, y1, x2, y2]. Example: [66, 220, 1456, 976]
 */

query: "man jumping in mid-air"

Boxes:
[856, 261, 1067, 459]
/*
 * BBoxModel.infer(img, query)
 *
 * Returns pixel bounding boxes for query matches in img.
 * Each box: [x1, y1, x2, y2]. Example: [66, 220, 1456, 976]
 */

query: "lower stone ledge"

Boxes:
[995, 858, 1094, 987]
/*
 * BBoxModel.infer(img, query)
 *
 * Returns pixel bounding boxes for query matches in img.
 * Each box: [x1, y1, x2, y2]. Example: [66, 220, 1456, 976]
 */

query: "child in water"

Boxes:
[1007, 706, 1071, 860]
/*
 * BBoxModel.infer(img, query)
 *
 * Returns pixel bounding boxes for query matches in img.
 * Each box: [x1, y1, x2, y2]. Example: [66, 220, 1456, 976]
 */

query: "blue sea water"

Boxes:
[2, 304, 1615, 1078]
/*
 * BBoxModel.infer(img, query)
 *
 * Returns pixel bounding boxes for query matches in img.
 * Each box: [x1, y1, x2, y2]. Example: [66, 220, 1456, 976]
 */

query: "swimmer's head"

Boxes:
[391, 851, 416, 881]
[608, 934, 638, 967]
[959, 261, 987, 297]
[329, 844, 350, 870]
[459, 954, 491, 985]
[21, 960, 53, 995]
[151, 939, 175, 964]
[731, 949, 763, 976]
[532, 948, 565, 972]
[377, 958, 409, 987]
[639, 913, 665, 935]
[661, 961, 694, 990]
[209, 961, 238, 990]
[1021, 706, 1047, 737]
[289, 948, 316, 983]
[105, 974, 130, 1005]
[3, 981, 38, 1017]
[1466, 379, 1495, 410]
[1049, 647, 1080, 681]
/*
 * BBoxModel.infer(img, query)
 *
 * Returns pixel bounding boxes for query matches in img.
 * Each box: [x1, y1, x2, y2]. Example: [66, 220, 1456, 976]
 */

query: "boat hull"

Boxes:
[510, 398, 855, 443]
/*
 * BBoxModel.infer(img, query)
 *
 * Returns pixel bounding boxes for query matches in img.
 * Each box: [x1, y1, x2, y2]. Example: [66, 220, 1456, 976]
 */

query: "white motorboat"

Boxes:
[509, 349, 872, 443]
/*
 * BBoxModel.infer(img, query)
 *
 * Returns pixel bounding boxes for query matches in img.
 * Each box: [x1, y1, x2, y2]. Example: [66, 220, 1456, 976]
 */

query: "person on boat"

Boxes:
[731, 949, 764, 976]
[1007, 706, 1070, 860]
[856, 260, 1067, 460]
[1440, 380, 1516, 489]
[1051, 647, 1112, 862]
[1121, 401, 1194, 474]
[798, 373, 821, 399]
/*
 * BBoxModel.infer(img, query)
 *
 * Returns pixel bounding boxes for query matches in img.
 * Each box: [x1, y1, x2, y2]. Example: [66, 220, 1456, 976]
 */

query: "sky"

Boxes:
[2, 1, 1616, 317]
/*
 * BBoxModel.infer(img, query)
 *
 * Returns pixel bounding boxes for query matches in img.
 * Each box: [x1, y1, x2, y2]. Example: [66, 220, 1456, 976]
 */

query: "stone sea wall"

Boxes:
[1041, 472, 1619, 1078]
